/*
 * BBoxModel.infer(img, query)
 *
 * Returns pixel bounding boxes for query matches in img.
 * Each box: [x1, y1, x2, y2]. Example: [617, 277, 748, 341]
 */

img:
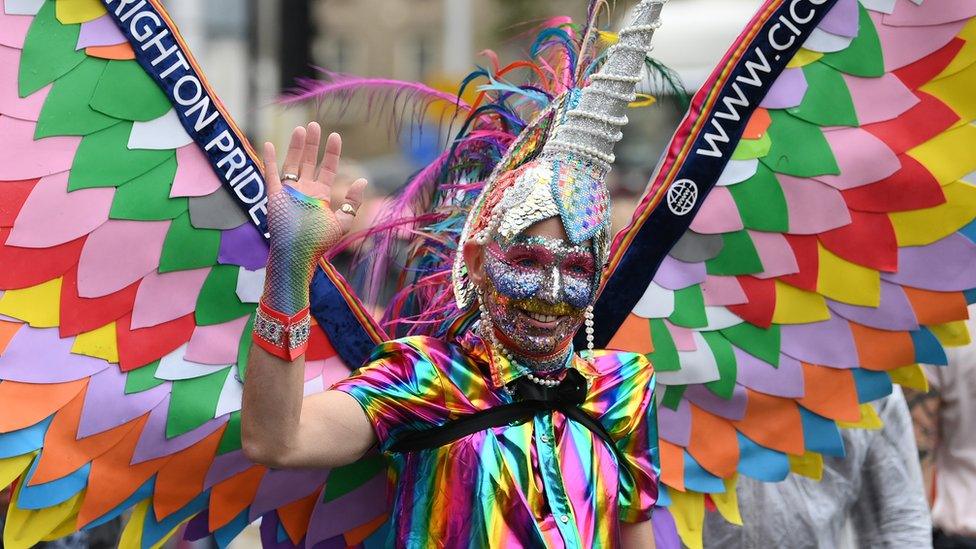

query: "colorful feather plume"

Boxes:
[298, 3, 682, 338]
[282, 69, 472, 137]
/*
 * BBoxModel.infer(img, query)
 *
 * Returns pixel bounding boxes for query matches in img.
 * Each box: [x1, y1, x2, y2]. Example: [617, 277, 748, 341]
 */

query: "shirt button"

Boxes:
[560, 515, 570, 524]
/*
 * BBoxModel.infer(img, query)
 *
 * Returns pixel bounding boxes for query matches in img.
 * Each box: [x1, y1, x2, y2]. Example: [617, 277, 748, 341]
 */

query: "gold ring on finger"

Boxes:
[340, 203, 356, 215]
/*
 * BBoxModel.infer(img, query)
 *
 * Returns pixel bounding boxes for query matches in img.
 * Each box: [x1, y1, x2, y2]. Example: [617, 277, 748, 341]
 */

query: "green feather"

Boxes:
[124, 360, 164, 394]
[18, 1, 85, 96]
[217, 412, 243, 455]
[110, 157, 188, 220]
[68, 122, 173, 190]
[705, 231, 763, 276]
[35, 58, 118, 138]
[322, 455, 388, 502]
[731, 133, 771, 160]
[236, 313, 255, 382]
[761, 111, 839, 177]
[822, 5, 885, 78]
[660, 384, 686, 411]
[647, 318, 681, 372]
[702, 331, 737, 400]
[787, 62, 858, 127]
[166, 367, 230, 439]
[159, 211, 221, 272]
[720, 323, 781, 367]
[669, 285, 708, 329]
[90, 60, 172, 122]
[195, 265, 255, 325]
[643, 57, 691, 111]
[729, 164, 789, 232]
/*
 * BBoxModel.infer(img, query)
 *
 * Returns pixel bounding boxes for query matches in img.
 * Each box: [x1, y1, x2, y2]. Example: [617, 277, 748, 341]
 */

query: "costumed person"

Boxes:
[241, 1, 667, 546]
[1, 0, 976, 548]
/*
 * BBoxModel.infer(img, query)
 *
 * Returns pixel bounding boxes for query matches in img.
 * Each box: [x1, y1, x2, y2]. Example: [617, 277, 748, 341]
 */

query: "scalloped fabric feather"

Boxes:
[600, 1, 976, 547]
[0, 2, 386, 548]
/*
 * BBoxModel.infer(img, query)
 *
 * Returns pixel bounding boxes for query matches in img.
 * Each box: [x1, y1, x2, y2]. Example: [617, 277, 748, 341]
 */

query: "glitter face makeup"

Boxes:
[482, 232, 597, 364]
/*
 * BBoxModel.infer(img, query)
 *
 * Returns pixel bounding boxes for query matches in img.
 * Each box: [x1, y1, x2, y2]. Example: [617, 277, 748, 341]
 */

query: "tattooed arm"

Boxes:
[905, 385, 941, 500]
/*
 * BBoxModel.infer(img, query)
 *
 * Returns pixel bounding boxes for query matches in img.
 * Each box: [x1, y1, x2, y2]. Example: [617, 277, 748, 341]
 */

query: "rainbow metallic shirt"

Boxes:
[332, 330, 659, 548]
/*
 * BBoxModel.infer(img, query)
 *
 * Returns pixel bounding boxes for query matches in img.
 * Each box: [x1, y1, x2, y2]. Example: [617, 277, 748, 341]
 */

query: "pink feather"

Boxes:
[282, 70, 470, 112]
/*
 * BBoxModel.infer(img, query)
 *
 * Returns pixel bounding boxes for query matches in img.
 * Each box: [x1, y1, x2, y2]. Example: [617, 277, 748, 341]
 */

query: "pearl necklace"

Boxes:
[493, 341, 566, 371]
[525, 371, 560, 387]
[491, 341, 569, 388]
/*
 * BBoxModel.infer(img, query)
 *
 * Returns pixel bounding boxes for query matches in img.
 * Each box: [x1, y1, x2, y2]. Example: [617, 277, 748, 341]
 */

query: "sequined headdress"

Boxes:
[291, 0, 677, 337]
[451, 0, 667, 310]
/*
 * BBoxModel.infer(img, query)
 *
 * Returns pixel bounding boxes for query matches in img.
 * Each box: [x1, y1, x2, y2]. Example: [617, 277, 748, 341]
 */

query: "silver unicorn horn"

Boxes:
[543, 0, 667, 170]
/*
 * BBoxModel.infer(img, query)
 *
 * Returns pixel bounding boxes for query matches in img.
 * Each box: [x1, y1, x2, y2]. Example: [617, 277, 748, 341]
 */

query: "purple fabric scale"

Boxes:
[828, 281, 919, 331]
[78, 366, 170, 438]
[131, 399, 228, 464]
[734, 348, 805, 398]
[183, 511, 212, 541]
[817, 0, 859, 37]
[218, 223, 269, 270]
[204, 450, 255, 490]
[760, 68, 808, 109]
[781, 316, 859, 369]
[684, 383, 748, 421]
[657, 398, 691, 446]
[0, 326, 110, 383]
[882, 233, 976, 292]
[76, 14, 127, 49]
[653, 254, 707, 290]
[652, 506, 682, 549]
[306, 473, 388, 546]
[248, 468, 329, 521]
[259, 512, 305, 549]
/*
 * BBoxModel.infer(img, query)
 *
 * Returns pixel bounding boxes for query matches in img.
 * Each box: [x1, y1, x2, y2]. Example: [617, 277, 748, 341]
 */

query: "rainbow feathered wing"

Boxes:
[589, 0, 976, 546]
[0, 0, 390, 547]
[3, 0, 976, 548]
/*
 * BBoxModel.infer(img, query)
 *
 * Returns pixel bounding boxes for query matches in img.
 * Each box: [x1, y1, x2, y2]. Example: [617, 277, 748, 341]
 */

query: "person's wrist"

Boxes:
[252, 300, 312, 361]
[260, 271, 311, 317]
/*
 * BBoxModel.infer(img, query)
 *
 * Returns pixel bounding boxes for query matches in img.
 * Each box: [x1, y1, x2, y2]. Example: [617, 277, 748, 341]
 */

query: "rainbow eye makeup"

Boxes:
[561, 254, 596, 279]
[484, 235, 597, 309]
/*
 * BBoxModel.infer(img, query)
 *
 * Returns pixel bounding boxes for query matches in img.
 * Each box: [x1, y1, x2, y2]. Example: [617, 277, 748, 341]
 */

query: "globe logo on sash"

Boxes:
[667, 179, 698, 216]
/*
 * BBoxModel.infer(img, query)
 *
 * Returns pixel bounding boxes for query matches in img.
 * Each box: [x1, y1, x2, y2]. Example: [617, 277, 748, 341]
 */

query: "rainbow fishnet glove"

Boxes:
[262, 185, 342, 315]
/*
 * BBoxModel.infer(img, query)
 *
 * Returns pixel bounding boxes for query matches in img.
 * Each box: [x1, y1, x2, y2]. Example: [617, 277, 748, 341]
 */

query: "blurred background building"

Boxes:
[162, 0, 763, 200]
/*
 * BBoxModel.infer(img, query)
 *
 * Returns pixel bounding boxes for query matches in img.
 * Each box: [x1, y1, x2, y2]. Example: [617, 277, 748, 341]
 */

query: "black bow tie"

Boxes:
[508, 368, 587, 406]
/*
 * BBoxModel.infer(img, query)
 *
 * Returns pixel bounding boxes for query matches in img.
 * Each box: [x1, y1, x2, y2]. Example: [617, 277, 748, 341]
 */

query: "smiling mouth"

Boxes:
[518, 308, 565, 327]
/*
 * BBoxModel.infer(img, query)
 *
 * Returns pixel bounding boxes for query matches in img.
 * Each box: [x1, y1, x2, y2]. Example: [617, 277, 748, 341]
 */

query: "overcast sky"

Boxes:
[651, 0, 767, 89]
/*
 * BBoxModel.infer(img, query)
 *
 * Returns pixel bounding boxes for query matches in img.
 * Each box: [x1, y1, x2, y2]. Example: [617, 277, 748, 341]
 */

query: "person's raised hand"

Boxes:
[259, 122, 368, 315]
[262, 122, 368, 239]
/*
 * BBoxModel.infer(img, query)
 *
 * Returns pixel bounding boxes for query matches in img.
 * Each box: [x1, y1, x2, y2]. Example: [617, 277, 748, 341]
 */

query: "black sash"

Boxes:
[388, 369, 622, 464]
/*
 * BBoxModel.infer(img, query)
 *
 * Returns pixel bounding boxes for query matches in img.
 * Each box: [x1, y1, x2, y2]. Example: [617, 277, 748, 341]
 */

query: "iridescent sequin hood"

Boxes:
[452, 0, 667, 310]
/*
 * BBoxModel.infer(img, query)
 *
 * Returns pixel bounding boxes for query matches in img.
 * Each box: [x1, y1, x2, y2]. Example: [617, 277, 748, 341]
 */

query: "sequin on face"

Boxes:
[483, 234, 597, 358]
